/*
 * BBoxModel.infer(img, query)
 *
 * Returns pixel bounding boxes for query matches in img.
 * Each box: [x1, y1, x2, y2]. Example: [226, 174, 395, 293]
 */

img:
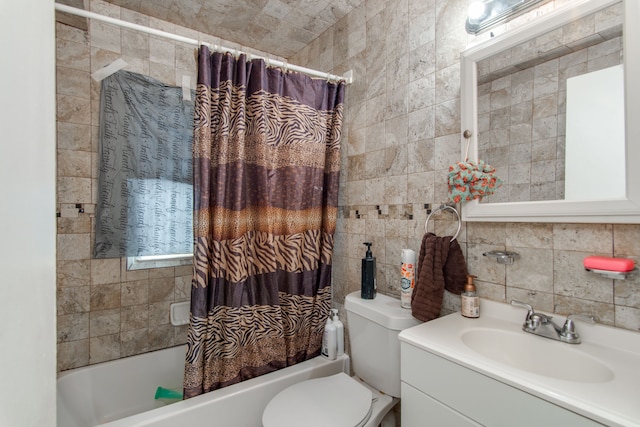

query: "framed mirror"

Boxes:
[460, 0, 640, 223]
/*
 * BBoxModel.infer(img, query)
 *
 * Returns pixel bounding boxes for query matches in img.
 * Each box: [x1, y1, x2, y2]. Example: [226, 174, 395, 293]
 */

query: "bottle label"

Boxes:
[400, 262, 414, 308]
[461, 295, 480, 318]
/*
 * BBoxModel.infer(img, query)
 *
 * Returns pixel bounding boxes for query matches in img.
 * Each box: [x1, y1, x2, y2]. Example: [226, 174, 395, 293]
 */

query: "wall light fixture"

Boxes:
[465, 0, 545, 34]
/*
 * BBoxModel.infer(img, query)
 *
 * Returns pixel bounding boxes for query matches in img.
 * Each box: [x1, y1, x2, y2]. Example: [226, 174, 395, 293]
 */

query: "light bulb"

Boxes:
[468, 1, 486, 20]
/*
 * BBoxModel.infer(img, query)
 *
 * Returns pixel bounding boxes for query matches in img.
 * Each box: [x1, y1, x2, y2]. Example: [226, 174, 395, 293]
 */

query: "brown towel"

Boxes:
[411, 233, 469, 322]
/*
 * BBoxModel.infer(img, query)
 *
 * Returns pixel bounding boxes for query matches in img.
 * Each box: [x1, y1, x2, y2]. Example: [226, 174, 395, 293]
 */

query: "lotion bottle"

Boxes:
[321, 316, 337, 360]
[331, 308, 344, 357]
[361, 242, 377, 299]
[461, 275, 480, 318]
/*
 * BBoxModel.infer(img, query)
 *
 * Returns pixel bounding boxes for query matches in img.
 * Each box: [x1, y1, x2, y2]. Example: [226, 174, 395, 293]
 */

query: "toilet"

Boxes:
[262, 291, 421, 427]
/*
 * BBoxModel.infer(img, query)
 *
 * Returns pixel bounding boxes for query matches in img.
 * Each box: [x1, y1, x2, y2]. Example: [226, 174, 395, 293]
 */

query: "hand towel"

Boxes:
[411, 233, 469, 322]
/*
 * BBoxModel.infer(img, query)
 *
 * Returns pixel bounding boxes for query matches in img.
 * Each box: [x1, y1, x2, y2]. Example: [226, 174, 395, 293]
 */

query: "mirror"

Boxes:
[460, 0, 640, 223]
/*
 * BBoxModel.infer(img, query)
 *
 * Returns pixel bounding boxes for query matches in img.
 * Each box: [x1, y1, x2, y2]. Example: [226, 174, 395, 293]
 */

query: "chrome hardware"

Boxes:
[425, 204, 462, 241]
[483, 250, 519, 265]
[560, 314, 596, 344]
[585, 267, 638, 280]
[510, 300, 595, 345]
[510, 300, 534, 328]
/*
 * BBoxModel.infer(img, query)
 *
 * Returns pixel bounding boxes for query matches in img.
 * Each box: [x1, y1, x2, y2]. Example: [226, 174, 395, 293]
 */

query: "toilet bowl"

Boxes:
[262, 291, 421, 427]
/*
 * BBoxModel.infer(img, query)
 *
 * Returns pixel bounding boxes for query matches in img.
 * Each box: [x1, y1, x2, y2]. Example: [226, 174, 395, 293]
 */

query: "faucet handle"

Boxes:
[560, 314, 596, 344]
[510, 300, 534, 317]
[567, 314, 596, 324]
[510, 300, 536, 329]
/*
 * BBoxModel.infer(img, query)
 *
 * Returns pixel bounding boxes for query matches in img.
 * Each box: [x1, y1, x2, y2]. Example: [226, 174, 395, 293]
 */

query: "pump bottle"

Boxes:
[461, 274, 480, 318]
[321, 316, 337, 360]
[361, 242, 377, 299]
[331, 308, 344, 357]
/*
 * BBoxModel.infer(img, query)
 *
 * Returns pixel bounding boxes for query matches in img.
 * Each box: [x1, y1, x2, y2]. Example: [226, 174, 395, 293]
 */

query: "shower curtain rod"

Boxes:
[55, 3, 353, 84]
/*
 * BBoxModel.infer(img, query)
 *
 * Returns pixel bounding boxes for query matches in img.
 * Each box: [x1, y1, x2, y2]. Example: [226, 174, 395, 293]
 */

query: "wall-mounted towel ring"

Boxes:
[425, 205, 462, 241]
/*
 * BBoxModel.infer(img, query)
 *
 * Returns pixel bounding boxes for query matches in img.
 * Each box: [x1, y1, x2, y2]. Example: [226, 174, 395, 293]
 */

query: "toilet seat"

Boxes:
[262, 372, 373, 427]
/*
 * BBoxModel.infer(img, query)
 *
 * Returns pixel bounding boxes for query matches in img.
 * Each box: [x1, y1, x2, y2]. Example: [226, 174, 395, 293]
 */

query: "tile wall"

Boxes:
[55, 0, 285, 371]
[56, 0, 640, 374]
[290, 0, 640, 331]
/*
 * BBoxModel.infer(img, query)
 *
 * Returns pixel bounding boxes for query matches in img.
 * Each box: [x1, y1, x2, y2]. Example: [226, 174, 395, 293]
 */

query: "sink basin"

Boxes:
[461, 328, 614, 383]
[399, 298, 640, 426]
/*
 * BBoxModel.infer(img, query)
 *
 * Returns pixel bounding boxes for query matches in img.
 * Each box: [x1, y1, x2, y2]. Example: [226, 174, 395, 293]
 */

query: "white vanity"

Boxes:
[398, 299, 640, 426]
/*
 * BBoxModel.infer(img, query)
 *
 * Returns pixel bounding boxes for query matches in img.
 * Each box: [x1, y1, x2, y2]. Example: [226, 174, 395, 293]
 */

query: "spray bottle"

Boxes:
[400, 249, 416, 308]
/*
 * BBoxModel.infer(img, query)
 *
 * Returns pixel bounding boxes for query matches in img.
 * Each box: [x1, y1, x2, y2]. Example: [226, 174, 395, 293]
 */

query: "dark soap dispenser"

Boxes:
[361, 242, 377, 299]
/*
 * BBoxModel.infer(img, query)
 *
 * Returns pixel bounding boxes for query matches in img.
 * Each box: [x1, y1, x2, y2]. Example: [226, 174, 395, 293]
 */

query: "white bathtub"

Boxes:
[57, 345, 349, 427]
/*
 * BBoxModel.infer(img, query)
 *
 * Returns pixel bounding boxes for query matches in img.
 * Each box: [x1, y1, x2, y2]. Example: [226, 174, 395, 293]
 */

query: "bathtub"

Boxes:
[57, 345, 349, 427]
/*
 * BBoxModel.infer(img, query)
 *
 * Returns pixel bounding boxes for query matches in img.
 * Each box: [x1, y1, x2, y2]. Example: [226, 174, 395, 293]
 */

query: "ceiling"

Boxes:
[56, 0, 365, 58]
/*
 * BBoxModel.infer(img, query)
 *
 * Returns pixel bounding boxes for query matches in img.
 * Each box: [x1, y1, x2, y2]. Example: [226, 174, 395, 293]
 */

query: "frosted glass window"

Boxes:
[95, 70, 194, 258]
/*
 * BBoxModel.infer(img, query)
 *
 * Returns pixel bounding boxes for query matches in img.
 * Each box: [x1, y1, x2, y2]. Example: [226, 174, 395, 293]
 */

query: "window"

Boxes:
[95, 70, 194, 261]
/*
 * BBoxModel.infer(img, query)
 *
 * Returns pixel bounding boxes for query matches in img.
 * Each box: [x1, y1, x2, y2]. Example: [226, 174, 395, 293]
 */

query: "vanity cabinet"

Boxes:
[400, 343, 604, 427]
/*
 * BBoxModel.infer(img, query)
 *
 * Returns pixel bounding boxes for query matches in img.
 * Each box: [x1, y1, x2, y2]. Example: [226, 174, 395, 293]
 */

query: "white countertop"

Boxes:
[399, 299, 640, 427]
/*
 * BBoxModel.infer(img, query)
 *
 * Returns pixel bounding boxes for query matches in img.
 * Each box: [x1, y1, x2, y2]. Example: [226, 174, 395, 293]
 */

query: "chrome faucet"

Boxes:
[510, 300, 596, 344]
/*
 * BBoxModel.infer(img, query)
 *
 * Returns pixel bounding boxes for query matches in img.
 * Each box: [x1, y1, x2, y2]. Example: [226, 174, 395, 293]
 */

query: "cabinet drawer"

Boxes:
[401, 382, 481, 427]
[401, 343, 604, 427]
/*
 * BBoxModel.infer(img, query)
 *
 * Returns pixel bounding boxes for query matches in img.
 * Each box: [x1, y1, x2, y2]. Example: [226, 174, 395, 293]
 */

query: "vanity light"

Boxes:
[468, 1, 487, 20]
[465, 0, 544, 34]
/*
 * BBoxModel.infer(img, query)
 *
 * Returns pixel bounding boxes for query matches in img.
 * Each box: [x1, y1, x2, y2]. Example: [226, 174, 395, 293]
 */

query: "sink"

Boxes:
[461, 328, 614, 383]
[398, 298, 640, 426]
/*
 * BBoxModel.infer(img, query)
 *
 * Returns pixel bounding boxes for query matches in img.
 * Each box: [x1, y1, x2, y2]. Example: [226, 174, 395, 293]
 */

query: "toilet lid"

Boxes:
[262, 373, 373, 427]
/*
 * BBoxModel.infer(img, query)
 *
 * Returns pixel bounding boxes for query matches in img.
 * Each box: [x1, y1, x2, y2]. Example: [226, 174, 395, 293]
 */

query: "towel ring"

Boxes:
[425, 205, 462, 241]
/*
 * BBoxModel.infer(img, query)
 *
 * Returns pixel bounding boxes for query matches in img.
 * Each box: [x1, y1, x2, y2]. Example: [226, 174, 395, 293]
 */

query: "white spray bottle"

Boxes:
[331, 308, 344, 356]
[400, 248, 416, 309]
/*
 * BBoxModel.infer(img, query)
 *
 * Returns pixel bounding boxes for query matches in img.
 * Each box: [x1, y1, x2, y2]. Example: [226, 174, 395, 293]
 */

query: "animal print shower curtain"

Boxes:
[183, 46, 345, 398]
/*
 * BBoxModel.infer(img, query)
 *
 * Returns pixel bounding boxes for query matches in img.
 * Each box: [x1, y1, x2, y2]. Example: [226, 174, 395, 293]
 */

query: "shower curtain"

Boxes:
[183, 46, 345, 398]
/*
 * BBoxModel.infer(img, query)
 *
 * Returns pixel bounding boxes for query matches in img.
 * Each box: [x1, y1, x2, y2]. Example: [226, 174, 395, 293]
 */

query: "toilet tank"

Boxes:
[345, 291, 421, 397]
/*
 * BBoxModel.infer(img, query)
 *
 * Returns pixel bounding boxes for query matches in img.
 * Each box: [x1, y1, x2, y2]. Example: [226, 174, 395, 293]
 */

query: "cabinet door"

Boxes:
[401, 382, 481, 427]
[401, 343, 605, 427]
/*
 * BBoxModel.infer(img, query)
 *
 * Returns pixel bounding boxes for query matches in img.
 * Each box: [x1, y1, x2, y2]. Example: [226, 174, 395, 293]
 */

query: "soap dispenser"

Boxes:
[361, 242, 377, 299]
[331, 308, 344, 357]
[461, 274, 479, 318]
[321, 316, 337, 360]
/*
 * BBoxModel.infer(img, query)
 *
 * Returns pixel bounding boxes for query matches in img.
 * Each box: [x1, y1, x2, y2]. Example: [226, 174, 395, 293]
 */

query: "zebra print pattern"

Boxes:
[191, 229, 334, 285]
[193, 82, 342, 173]
[185, 47, 344, 398]
[184, 286, 331, 395]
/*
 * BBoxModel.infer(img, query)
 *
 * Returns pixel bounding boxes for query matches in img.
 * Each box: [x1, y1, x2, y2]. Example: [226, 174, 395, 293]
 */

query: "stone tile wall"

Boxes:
[56, 0, 639, 374]
[289, 0, 640, 332]
[55, 0, 285, 371]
